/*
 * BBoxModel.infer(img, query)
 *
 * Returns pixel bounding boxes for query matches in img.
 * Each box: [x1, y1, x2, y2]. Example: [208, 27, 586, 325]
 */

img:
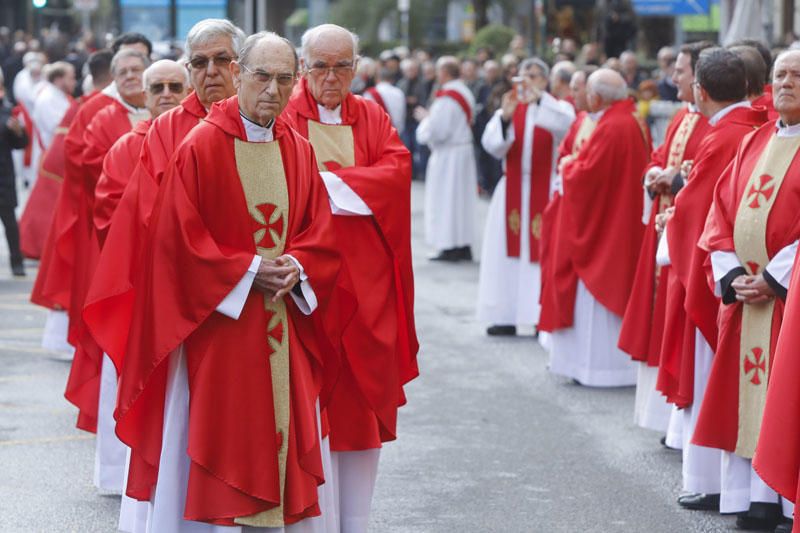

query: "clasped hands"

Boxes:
[731, 274, 775, 305]
[253, 255, 300, 303]
[645, 165, 681, 196]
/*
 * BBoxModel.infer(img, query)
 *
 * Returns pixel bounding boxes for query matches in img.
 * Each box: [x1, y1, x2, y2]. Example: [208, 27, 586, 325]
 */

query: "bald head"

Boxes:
[729, 45, 766, 98]
[301, 24, 358, 65]
[301, 24, 359, 109]
[143, 59, 190, 118]
[587, 68, 628, 111]
[773, 49, 800, 125]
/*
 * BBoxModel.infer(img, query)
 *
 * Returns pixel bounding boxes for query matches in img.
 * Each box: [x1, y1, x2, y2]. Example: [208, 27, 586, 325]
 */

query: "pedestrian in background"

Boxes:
[0, 66, 28, 276]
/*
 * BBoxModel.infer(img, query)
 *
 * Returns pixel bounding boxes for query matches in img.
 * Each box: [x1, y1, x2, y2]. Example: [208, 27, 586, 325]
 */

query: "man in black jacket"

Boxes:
[0, 66, 28, 276]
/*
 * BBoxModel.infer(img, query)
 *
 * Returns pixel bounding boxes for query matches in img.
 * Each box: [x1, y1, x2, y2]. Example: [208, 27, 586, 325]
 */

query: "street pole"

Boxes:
[398, 0, 410, 48]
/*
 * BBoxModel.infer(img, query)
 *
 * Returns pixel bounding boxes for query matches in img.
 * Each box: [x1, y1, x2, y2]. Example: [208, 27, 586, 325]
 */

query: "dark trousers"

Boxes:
[0, 205, 22, 267]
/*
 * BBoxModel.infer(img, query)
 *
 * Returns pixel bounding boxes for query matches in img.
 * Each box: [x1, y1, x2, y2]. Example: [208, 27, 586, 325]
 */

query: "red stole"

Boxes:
[505, 103, 553, 262]
[435, 89, 472, 123]
[12, 102, 40, 166]
[365, 87, 387, 112]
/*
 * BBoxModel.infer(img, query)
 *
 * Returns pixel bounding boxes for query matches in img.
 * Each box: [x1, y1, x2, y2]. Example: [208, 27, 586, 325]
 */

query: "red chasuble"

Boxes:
[693, 122, 800, 458]
[656, 105, 767, 407]
[63, 100, 141, 432]
[618, 107, 710, 365]
[118, 96, 341, 525]
[30, 92, 115, 311]
[83, 92, 206, 374]
[538, 112, 595, 332]
[504, 101, 555, 262]
[94, 119, 150, 246]
[754, 251, 800, 525]
[559, 98, 651, 318]
[19, 100, 80, 259]
[753, 84, 778, 122]
[283, 78, 419, 451]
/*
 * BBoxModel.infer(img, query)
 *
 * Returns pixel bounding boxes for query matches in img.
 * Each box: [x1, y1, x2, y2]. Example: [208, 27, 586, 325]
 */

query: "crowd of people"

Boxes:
[4, 14, 800, 533]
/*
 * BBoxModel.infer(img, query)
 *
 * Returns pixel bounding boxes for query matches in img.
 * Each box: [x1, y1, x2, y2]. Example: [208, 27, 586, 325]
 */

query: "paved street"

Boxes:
[1, 182, 739, 532]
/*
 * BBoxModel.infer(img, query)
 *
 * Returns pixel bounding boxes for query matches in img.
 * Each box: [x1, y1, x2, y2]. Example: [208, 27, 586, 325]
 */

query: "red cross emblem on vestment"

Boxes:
[746, 174, 776, 209]
[744, 347, 766, 385]
[252, 203, 284, 250]
[265, 309, 285, 348]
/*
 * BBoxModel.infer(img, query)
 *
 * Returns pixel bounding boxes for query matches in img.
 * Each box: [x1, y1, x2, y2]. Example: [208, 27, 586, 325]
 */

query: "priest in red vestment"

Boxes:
[618, 41, 712, 433]
[693, 49, 800, 530]
[539, 67, 596, 336]
[29, 49, 114, 352]
[63, 48, 150, 437]
[283, 23, 419, 532]
[656, 47, 768, 513]
[728, 39, 779, 121]
[117, 32, 342, 530]
[547, 68, 650, 387]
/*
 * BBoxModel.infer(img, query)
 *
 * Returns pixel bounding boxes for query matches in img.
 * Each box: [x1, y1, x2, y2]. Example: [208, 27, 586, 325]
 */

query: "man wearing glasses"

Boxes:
[115, 31, 343, 532]
[284, 23, 419, 533]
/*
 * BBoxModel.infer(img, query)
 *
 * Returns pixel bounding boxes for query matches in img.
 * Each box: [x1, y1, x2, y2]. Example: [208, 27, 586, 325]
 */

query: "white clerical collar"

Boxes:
[317, 104, 342, 125]
[708, 100, 750, 126]
[588, 109, 606, 121]
[687, 103, 699, 113]
[240, 112, 275, 142]
[776, 119, 800, 138]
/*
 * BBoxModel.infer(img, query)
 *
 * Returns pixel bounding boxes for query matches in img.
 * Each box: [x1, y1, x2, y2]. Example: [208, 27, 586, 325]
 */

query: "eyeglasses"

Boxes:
[149, 82, 185, 94]
[306, 64, 355, 78]
[240, 64, 296, 86]
[188, 55, 235, 70]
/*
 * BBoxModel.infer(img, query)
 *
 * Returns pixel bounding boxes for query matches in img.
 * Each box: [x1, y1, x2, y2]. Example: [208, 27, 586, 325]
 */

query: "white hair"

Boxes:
[301, 24, 359, 63]
[111, 49, 150, 75]
[588, 75, 628, 102]
[520, 57, 550, 78]
[184, 18, 246, 60]
[142, 59, 190, 88]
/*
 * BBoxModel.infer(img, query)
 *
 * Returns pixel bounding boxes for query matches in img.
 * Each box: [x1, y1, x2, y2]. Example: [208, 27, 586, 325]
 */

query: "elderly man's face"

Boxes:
[145, 64, 189, 119]
[522, 64, 548, 93]
[233, 40, 296, 126]
[773, 53, 800, 125]
[187, 35, 237, 107]
[114, 55, 146, 105]
[672, 52, 694, 103]
[303, 32, 356, 110]
[570, 72, 588, 111]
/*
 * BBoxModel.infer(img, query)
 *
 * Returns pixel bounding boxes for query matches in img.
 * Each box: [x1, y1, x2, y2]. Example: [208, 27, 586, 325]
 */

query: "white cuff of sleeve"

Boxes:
[283, 254, 318, 315]
[320, 171, 373, 216]
[655, 227, 671, 266]
[710, 250, 742, 297]
[217, 255, 262, 320]
[642, 188, 653, 225]
[765, 240, 799, 290]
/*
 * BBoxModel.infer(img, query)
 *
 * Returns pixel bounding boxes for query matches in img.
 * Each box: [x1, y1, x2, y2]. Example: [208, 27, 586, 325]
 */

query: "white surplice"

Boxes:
[363, 81, 406, 135]
[416, 79, 478, 252]
[476, 93, 574, 327]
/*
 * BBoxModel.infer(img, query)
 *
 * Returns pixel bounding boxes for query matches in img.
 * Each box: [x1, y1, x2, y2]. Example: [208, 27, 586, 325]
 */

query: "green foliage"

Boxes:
[468, 23, 515, 56]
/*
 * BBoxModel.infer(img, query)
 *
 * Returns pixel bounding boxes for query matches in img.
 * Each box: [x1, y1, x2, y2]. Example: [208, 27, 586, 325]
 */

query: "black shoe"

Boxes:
[11, 263, 25, 277]
[429, 249, 460, 262]
[454, 246, 473, 261]
[736, 503, 782, 530]
[487, 325, 516, 336]
[775, 520, 793, 533]
[677, 492, 720, 511]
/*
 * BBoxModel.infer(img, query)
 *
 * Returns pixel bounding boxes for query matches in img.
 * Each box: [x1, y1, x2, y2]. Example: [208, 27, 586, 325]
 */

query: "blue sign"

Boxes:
[633, 0, 710, 15]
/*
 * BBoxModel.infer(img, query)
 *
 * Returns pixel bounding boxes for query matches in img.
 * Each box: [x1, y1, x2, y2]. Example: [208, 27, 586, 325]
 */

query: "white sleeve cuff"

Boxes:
[217, 255, 262, 319]
[283, 254, 318, 315]
[642, 189, 653, 225]
[655, 227, 671, 266]
[765, 240, 799, 290]
[320, 171, 373, 216]
[710, 250, 742, 296]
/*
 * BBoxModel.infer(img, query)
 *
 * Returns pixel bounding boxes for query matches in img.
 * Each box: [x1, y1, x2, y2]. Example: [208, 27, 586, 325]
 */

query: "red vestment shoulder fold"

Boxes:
[283, 79, 418, 451]
[30, 91, 115, 311]
[619, 107, 710, 364]
[656, 106, 767, 406]
[83, 92, 206, 372]
[93, 119, 150, 246]
[560, 98, 651, 317]
[693, 122, 800, 453]
[19, 99, 80, 259]
[118, 96, 341, 525]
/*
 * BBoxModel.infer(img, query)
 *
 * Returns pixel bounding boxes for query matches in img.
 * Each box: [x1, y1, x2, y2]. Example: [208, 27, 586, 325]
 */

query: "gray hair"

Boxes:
[301, 24, 359, 63]
[142, 59, 190, 88]
[520, 57, 550, 78]
[587, 75, 628, 102]
[185, 18, 245, 60]
[238, 31, 299, 72]
[111, 49, 150, 75]
[551, 60, 575, 83]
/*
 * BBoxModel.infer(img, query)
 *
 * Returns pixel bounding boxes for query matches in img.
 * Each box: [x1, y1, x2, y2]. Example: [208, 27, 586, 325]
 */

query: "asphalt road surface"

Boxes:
[1, 182, 742, 532]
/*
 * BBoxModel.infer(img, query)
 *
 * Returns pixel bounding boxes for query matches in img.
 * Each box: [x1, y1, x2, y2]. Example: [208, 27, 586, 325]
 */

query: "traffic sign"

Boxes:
[633, 0, 710, 16]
